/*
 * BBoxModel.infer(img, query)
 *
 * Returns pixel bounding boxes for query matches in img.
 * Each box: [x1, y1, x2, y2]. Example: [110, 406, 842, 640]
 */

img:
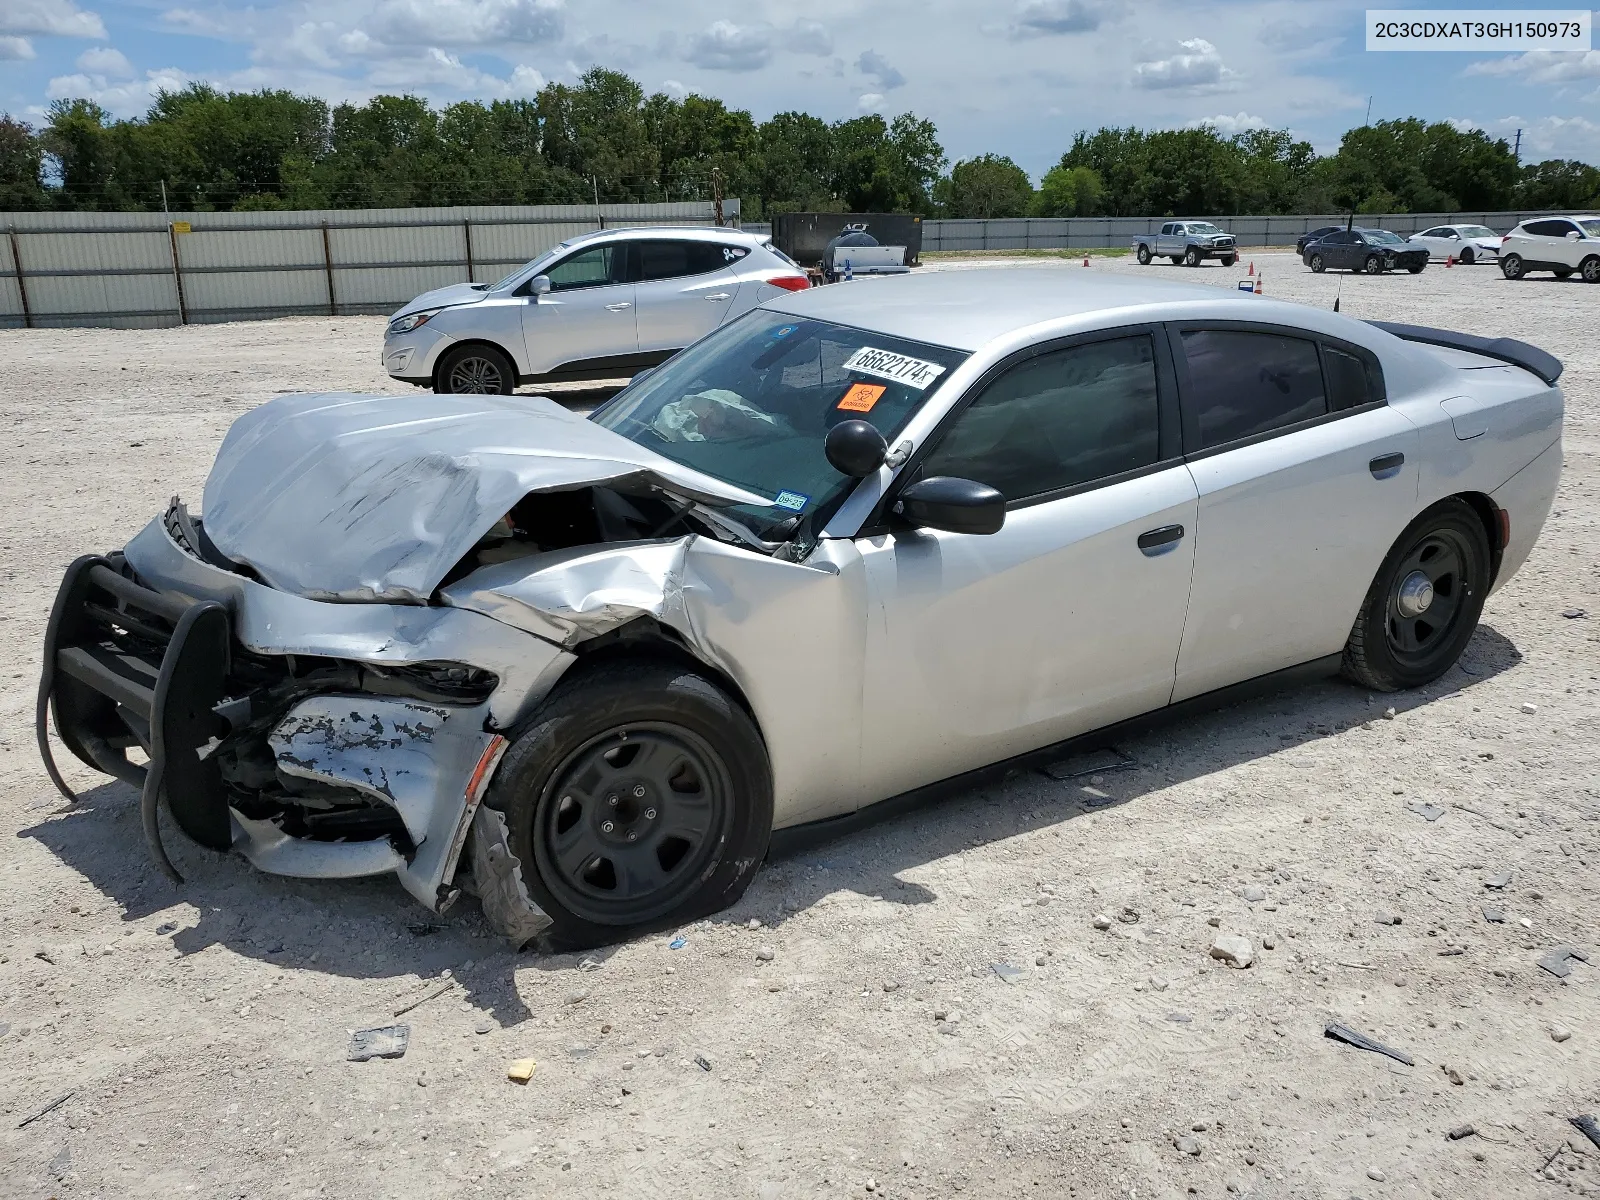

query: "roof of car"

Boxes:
[759, 268, 1247, 351]
[562, 225, 762, 247]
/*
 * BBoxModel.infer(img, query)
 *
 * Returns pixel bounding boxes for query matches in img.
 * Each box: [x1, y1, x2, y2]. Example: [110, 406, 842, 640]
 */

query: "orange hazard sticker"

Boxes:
[837, 382, 887, 413]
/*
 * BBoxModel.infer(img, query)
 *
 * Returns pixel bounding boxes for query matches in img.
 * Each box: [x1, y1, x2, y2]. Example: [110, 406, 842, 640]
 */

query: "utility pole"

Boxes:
[712, 167, 725, 227]
[160, 179, 169, 214]
[1364, 96, 1373, 126]
[591, 176, 599, 208]
[1513, 128, 1522, 162]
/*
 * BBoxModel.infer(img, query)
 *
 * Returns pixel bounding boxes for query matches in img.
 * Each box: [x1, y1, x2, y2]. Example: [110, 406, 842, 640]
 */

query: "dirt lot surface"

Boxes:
[1, 253, 1596, 1199]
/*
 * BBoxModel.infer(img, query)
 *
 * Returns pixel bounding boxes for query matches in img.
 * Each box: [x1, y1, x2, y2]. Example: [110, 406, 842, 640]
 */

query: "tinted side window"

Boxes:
[920, 335, 1161, 502]
[1421, 227, 1449, 238]
[1180, 330, 1327, 448]
[546, 245, 617, 290]
[1524, 219, 1574, 237]
[636, 240, 730, 281]
[1160, 223, 1173, 235]
[1323, 345, 1375, 411]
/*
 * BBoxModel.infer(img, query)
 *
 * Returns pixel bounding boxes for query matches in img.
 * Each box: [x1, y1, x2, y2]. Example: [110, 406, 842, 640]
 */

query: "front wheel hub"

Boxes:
[1396, 570, 1434, 617]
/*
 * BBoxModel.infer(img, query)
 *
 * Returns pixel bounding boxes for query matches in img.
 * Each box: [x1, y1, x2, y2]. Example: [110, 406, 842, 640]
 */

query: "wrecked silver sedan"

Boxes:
[38, 270, 1563, 947]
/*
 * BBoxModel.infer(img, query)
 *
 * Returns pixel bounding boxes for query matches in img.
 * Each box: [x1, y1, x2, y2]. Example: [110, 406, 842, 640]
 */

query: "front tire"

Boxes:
[1341, 499, 1492, 692]
[1363, 254, 1383, 275]
[436, 344, 516, 394]
[1183, 246, 1202, 267]
[485, 660, 772, 948]
[1407, 263, 1425, 274]
[1136, 244, 1152, 265]
[1459, 247, 1475, 265]
[1500, 254, 1524, 279]
[1220, 255, 1236, 267]
[1309, 254, 1325, 274]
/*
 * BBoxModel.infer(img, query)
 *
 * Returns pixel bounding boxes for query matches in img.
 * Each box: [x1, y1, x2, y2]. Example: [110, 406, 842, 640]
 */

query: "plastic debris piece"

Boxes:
[16, 1091, 73, 1129]
[694, 1054, 713, 1072]
[348, 1024, 410, 1062]
[1570, 1115, 1600, 1151]
[1324, 1022, 1415, 1066]
[1536, 945, 1590, 979]
[1405, 801, 1446, 822]
[1039, 746, 1137, 782]
[991, 962, 1025, 984]
[1482, 905, 1505, 924]
[1483, 871, 1513, 889]
[1447, 1124, 1477, 1141]
[1561, 608, 1586, 619]
[507, 1058, 536, 1083]
[669, 936, 687, 950]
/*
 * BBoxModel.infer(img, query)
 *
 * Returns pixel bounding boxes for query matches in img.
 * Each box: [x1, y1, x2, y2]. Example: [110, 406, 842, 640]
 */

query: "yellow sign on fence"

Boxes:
[171, 221, 191, 234]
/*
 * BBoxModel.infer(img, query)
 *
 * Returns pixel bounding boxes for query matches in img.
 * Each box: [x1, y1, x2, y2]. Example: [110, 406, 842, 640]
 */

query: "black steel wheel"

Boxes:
[1342, 499, 1492, 692]
[1500, 253, 1524, 280]
[1183, 246, 1202, 267]
[1363, 254, 1383, 275]
[1136, 243, 1152, 265]
[436, 344, 516, 394]
[485, 660, 772, 948]
[1309, 253, 1325, 274]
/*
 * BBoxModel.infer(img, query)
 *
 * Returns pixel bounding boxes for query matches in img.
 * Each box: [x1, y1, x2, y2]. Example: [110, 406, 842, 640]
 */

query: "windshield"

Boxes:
[1186, 223, 1223, 235]
[591, 309, 969, 537]
[490, 242, 568, 291]
[1460, 225, 1498, 239]
[1580, 220, 1600, 238]
[1364, 230, 1407, 246]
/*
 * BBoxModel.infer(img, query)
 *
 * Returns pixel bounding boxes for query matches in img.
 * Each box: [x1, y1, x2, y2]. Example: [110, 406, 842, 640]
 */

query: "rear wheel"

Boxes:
[1309, 254, 1326, 274]
[436, 344, 516, 394]
[1363, 254, 1383, 275]
[1136, 244, 1152, 265]
[1500, 253, 1524, 280]
[486, 660, 772, 948]
[1183, 246, 1202, 267]
[1341, 499, 1492, 692]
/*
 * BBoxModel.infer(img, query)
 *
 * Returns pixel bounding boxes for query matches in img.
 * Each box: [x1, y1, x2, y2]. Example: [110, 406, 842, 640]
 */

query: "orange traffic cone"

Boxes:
[1247, 261, 1255, 276]
[1253, 275, 1262, 295]
[1082, 256, 1090, 267]
[1446, 254, 1454, 267]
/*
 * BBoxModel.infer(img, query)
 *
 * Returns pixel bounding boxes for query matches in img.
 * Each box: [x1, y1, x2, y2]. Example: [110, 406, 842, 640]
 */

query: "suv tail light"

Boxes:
[767, 274, 811, 292]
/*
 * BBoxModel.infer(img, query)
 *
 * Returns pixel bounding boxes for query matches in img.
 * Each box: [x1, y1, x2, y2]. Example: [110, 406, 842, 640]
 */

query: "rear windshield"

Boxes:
[592, 310, 968, 537]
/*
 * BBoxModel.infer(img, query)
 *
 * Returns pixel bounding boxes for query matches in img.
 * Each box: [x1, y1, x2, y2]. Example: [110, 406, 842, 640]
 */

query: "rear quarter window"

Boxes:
[1180, 329, 1328, 449]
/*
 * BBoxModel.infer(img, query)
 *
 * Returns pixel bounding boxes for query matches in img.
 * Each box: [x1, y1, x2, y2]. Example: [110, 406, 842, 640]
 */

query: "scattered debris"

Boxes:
[49, 1146, 71, 1181]
[1040, 746, 1137, 781]
[1447, 1124, 1477, 1141]
[1209, 935, 1254, 969]
[474, 1017, 494, 1035]
[669, 936, 687, 950]
[1521, 702, 1538, 714]
[1091, 913, 1113, 931]
[33, 950, 54, 965]
[392, 980, 456, 1018]
[407, 922, 444, 936]
[567, 1046, 593, 1060]
[755, 947, 775, 962]
[16, 1091, 73, 1129]
[563, 990, 589, 1005]
[1536, 945, 1590, 979]
[1405, 801, 1446, 823]
[1338, 961, 1378, 971]
[991, 962, 1025, 984]
[1551, 1027, 1573, 1043]
[348, 1025, 409, 1062]
[1570, 1115, 1600, 1152]
[1383, 707, 1397, 720]
[694, 1054, 713, 1072]
[154, 921, 178, 935]
[1174, 1134, 1201, 1155]
[1116, 906, 1141, 924]
[1374, 913, 1402, 926]
[1149, 975, 1169, 992]
[1166, 1012, 1192, 1024]
[1438, 947, 1466, 957]
[578, 957, 602, 972]
[1324, 1023, 1414, 1066]
[1242, 885, 1266, 902]
[1367, 1168, 1387, 1182]
[507, 1058, 536, 1084]
[1442, 1065, 1465, 1086]
[1562, 608, 1587, 619]
[1482, 905, 1506, 924]
[1483, 871, 1513, 889]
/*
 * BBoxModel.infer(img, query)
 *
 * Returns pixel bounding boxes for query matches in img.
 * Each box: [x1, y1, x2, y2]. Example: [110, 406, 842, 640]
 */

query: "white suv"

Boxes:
[1499, 215, 1600, 282]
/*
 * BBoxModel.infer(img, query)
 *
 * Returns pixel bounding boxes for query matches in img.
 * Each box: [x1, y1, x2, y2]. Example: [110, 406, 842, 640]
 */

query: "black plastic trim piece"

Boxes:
[769, 654, 1345, 858]
[520, 349, 678, 385]
[1367, 320, 1562, 385]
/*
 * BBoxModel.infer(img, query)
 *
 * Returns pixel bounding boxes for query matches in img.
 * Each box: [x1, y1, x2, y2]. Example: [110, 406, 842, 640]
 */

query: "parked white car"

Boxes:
[1406, 224, 1503, 264]
[1498, 215, 1600, 282]
[382, 227, 811, 393]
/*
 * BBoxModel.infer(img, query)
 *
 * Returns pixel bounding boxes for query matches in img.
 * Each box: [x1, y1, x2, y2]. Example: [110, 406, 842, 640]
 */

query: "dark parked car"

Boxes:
[1296, 226, 1343, 255]
[1303, 229, 1429, 275]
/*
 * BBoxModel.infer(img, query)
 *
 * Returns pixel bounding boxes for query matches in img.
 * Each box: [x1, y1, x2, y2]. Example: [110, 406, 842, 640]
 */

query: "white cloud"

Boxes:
[661, 78, 688, 98]
[683, 20, 772, 71]
[1010, 0, 1102, 38]
[508, 63, 544, 91]
[368, 0, 564, 49]
[0, 0, 105, 39]
[1478, 114, 1600, 162]
[856, 49, 904, 91]
[858, 91, 884, 110]
[1133, 38, 1236, 91]
[47, 66, 191, 117]
[1467, 50, 1600, 85]
[76, 45, 131, 75]
[1187, 111, 1266, 135]
[0, 35, 36, 59]
[789, 19, 832, 57]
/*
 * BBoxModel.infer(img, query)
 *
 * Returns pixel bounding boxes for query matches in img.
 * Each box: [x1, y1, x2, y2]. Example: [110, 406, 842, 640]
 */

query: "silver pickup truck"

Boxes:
[1133, 221, 1238, 267]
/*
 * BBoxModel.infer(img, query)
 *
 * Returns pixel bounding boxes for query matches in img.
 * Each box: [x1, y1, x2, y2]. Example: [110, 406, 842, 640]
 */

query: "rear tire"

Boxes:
[485, 660, 772, 949]
[436, 344, 516, 394]
[1183, 246, 1202, 267]
[1309, 254, 1325, 274]
[1341, 499, 1492, 692]
[1500, 253, 1524, 280]
[1136, 244, 1152, 265]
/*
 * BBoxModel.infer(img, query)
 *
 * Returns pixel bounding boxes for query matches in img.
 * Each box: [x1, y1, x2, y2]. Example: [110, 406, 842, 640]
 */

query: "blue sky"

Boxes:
[3, 0, 1599, 176]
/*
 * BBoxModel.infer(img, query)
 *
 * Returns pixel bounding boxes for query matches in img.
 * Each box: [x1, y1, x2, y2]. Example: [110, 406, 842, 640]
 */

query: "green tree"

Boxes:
[0, 116, 45, 209]
[1030, 163, 1103, 216]
[755, 111, 836, 214]
[40, 99, 117, 209]
[1514, 159, 1600, 209]
[942, 154, 1033, 218]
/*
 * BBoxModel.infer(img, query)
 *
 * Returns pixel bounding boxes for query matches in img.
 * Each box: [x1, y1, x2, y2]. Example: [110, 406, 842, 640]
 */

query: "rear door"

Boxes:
[1415, 226, 1453, 259]
[1518, 219, 1581, 268]
[517, 241, 637, 375]
[1169, 323, 1420, 701]
[631, 240, 744, 356]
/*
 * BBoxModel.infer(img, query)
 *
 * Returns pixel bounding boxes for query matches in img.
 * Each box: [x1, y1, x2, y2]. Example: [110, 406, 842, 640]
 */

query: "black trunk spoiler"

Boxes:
[1367, 321, 1562, 386]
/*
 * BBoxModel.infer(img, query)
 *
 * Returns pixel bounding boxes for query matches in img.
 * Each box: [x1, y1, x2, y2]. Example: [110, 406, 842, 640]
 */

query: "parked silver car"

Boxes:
[382, 226, 811, 393]
[40, 270, 1562, 949]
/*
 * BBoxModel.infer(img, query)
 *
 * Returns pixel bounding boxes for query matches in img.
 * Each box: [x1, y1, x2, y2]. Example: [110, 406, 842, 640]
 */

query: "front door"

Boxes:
[856, 329, 1198, 803]
[631, 239, 744, 357]
[1168, 324, 1420, 701]
[518, 241, 638, 376]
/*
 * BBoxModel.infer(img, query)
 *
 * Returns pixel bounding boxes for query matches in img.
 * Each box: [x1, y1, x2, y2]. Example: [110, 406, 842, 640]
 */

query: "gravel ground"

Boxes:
[1, 252, 1596, 1199]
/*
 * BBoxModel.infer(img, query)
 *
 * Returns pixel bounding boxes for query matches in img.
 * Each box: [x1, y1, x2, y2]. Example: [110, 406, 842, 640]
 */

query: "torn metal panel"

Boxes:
[124, 518, 575, 729]
[199, 392, 771, 604]
[443, 534, 872, 829]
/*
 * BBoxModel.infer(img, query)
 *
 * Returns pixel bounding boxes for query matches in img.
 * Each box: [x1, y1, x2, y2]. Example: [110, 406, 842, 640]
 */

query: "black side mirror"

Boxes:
[824, 420, 887, 478]
[896, 476, 1006, 535]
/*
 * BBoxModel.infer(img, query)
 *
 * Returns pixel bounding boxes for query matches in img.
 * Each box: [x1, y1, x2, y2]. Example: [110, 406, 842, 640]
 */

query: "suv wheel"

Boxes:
[485, 660, 773, 949]
[1500, 253, 1524, 280]
[1136, 244, 1152, 265]
[437, 344, 516, 394]
[1583, 256, 1600, 283]
[1183, 246, 1201, 267]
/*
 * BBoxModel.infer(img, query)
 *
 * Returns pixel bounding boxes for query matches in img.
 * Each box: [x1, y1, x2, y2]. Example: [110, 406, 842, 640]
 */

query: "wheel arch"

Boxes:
[1446, 490, 1505, 585]
[432, 337, 524, 388]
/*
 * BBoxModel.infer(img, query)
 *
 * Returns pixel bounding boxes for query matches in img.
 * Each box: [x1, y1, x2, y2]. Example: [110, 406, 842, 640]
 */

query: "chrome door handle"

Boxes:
[1137, 524, 1185, 556]
[605, 302, 632, 311]
[705, 293, 731, 301]
[1369, 452, 1405, 479]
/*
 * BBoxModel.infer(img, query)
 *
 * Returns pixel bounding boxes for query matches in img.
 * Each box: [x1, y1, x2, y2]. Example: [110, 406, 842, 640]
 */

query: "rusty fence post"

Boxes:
[167, 221, 188, 325]
[463, 219, 474, 282]
[321, 221, 336, 316]
[7, 227, 32, 329]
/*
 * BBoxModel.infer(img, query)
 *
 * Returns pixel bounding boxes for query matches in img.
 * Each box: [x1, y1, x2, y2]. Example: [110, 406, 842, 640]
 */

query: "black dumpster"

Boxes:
[771, 213, 923, 268]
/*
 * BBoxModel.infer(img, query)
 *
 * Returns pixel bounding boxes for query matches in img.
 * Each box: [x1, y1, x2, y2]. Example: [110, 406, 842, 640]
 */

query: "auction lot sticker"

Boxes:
[842, 346, 947, 390]
[1366, 9, 1590, 50]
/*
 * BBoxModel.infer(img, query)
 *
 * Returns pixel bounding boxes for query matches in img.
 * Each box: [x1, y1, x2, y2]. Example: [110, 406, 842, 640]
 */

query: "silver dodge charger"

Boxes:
[38, 270, 1563, 948]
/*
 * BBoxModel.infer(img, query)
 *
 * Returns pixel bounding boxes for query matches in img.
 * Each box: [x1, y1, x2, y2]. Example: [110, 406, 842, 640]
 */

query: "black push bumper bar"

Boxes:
[37, 555, 234, 881]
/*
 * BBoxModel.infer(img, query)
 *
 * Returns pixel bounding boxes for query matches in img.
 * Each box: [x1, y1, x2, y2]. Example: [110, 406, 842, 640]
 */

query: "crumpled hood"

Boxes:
[391, 282, 488, 320]
[200, 392, 770, 604]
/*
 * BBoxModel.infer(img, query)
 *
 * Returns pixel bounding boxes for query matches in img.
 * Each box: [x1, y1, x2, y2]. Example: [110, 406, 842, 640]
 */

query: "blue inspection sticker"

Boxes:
[771, 324, 798, 338]
[772, 490, 810, 512]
